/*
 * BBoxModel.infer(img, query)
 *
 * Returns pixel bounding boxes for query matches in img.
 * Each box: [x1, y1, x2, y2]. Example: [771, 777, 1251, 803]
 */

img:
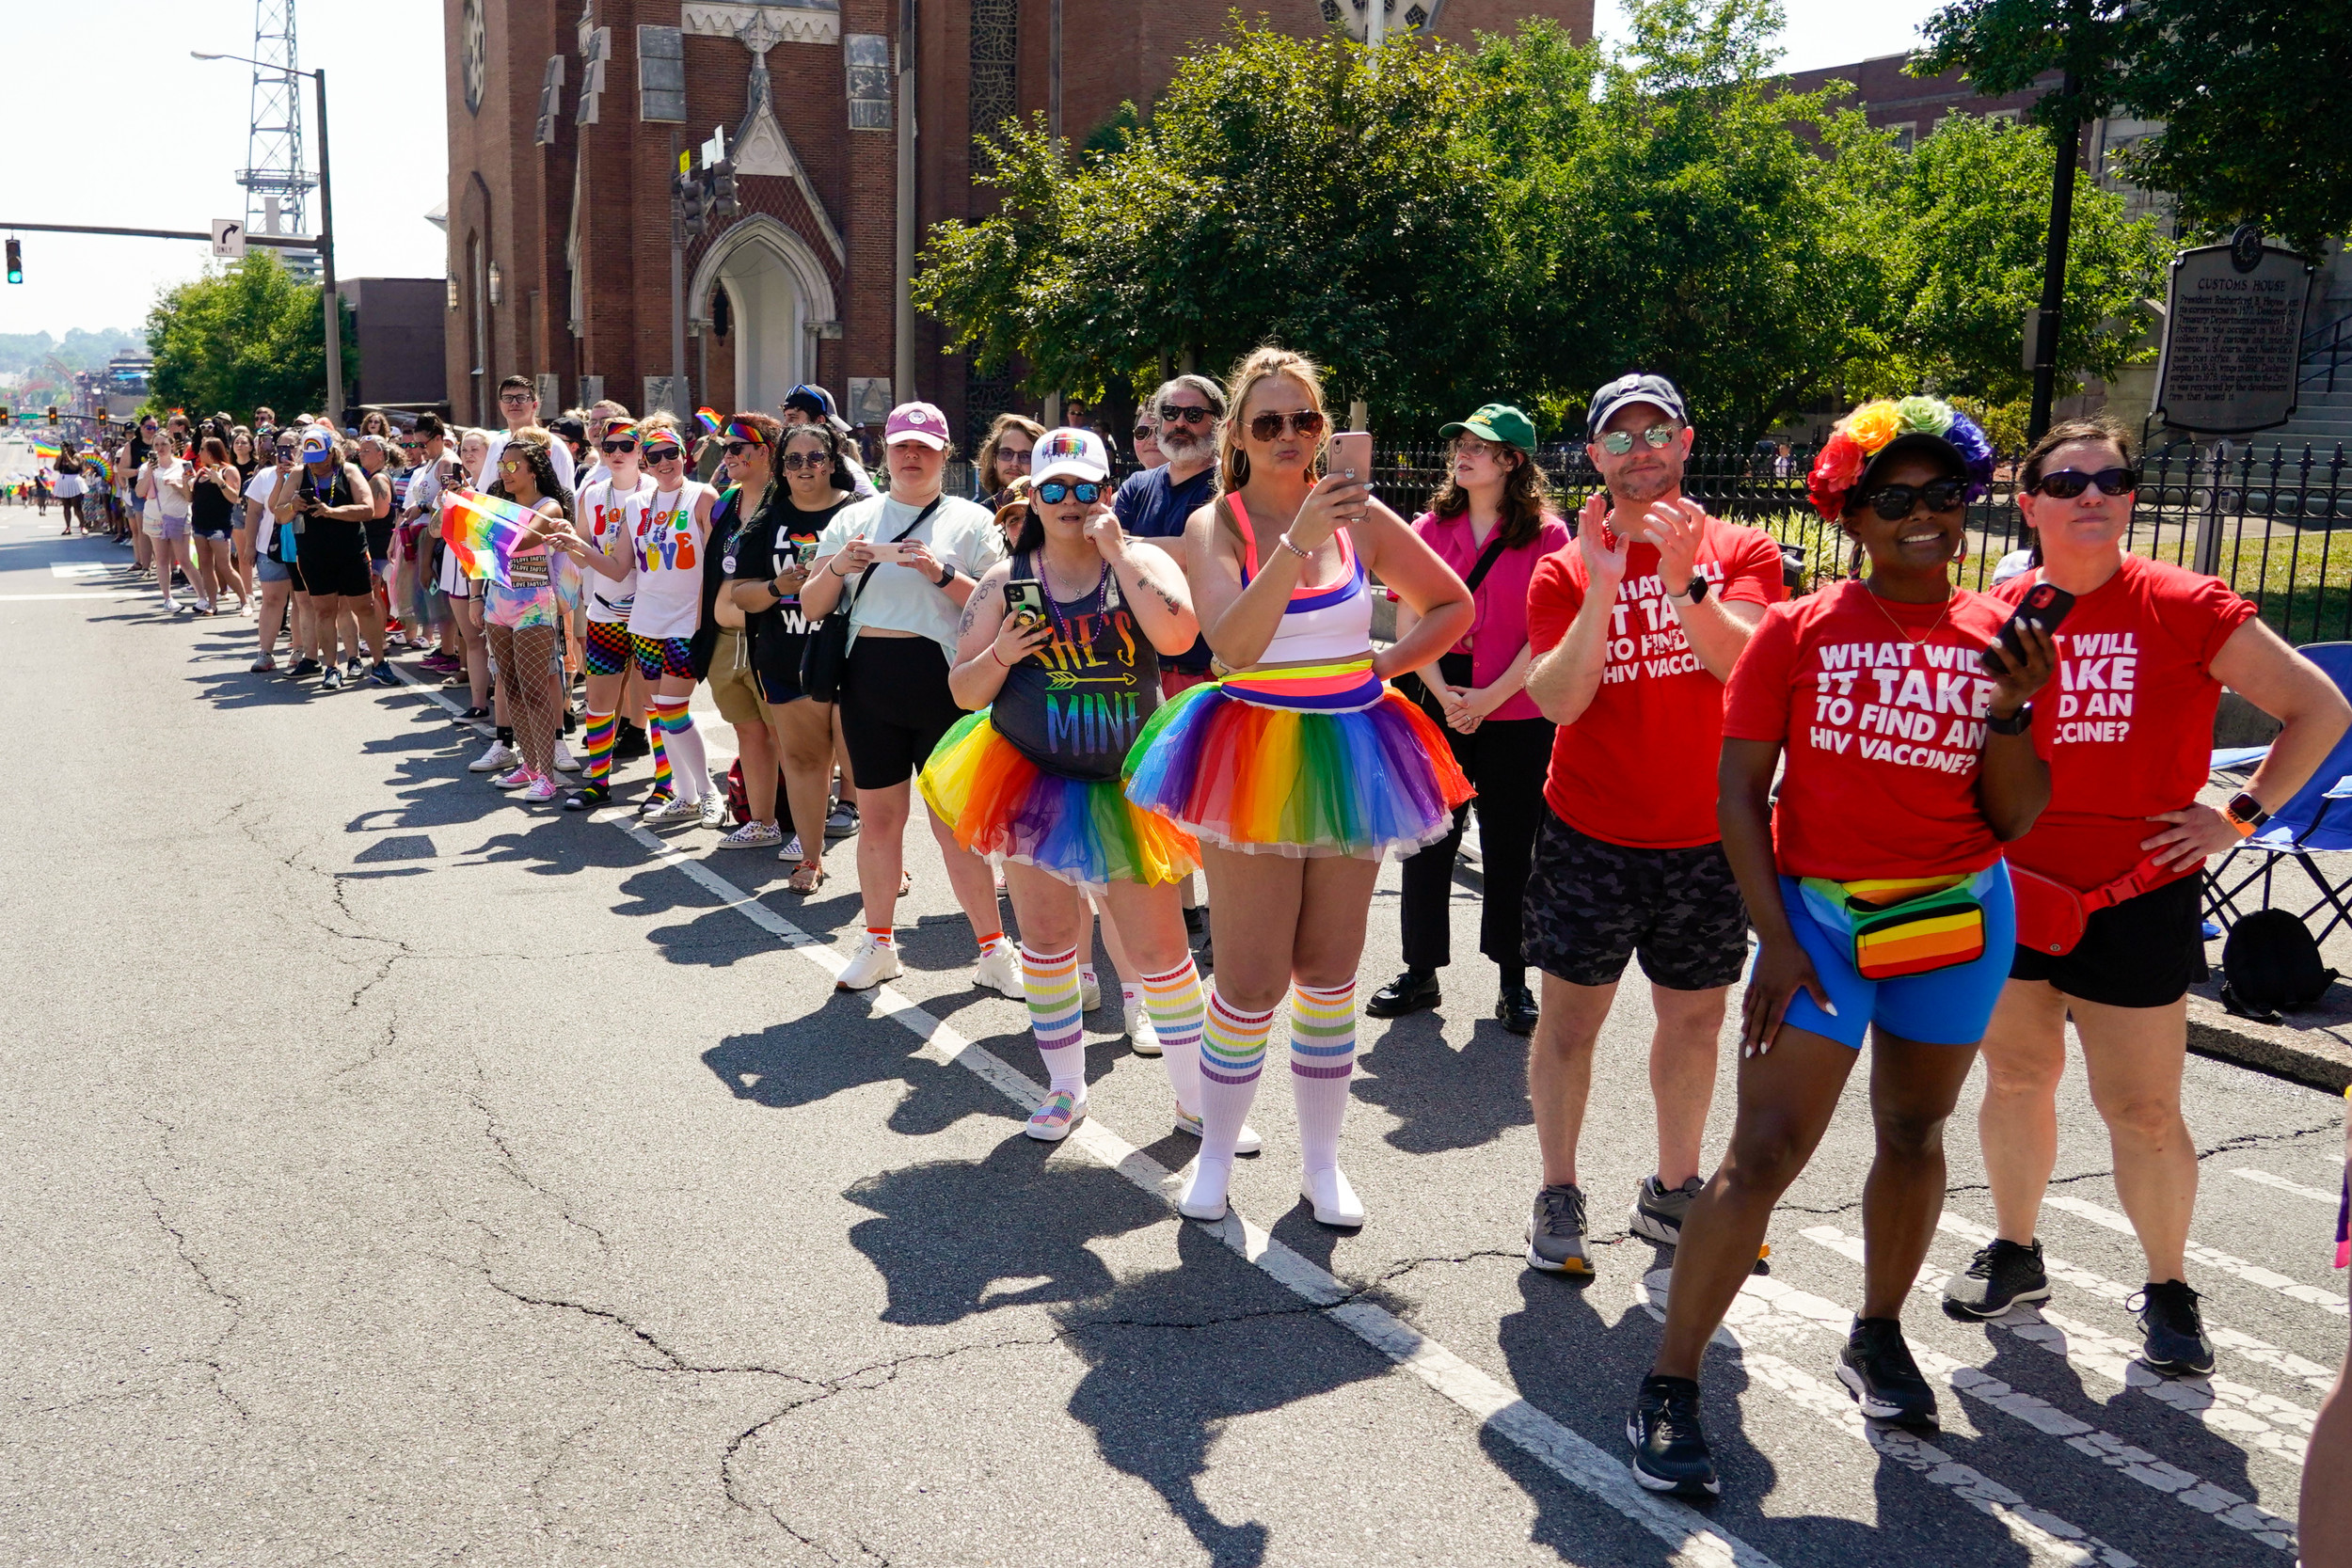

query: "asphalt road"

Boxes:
[4, 503, 2344, 1568]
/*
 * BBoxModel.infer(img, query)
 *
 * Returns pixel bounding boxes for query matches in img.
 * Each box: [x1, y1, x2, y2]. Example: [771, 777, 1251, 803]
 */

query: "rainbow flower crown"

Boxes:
[1807, 395, 1994, 521]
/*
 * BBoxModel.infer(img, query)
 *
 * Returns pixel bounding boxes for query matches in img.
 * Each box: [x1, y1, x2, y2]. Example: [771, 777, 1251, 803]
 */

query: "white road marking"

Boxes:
[50, 562, 110, 578]
[2232, 1167, 2340, 1206]
[388, 664, 1776, 1568]
[1936, 1213, 2338, 1392]
[2042, 1194, 2348, 1319]
[0, 590, 148, 601]
[1799, 1227, 2312, 1467]
[1633, 1271, 2143, 1566]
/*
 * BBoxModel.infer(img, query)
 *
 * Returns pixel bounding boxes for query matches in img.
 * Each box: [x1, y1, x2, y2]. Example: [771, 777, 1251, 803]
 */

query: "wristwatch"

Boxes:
[1985, 705, 2034, 736]
[2224, 790, 2270, 837]
[1668, 574, 1709, 607]
[933, 562, 957, 588]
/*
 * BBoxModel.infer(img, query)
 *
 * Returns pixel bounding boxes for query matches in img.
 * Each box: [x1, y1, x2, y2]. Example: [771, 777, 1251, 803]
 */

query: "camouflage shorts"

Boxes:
[1521, 810, 1751, 990]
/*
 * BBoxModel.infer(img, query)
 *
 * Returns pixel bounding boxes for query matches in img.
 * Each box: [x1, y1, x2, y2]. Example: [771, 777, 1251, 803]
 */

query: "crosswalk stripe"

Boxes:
[1635, 1271, 2143, 1567]
[2042, 1194, 2347, 1319]
[1799, 1227, 2311, 1467]
[1676, 1257, 2296, 1552]
[2232, 1167, 2340, 1206]
[1938, 1212, 2337, 1392]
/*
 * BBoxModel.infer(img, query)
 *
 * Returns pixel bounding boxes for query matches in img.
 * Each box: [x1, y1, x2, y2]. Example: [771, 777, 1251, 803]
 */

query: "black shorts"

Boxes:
[1522, 810, 1752, 990]
[2010, 870, 2207, 1008]
[296, 525, 372, 598]
[839, 635, 963, 789]
[364, 519, 393, 564]
[755, 627, 811, 705]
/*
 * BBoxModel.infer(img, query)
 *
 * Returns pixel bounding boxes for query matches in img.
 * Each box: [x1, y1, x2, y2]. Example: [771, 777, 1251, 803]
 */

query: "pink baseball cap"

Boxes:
[883, 402, 950, 451]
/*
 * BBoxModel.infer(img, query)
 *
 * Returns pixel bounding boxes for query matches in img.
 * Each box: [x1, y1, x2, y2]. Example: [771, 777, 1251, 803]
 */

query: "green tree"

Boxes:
[1858, 112, 2170, 407]
[146, 251, 356, 420]
[1916, 0, 2352, 255]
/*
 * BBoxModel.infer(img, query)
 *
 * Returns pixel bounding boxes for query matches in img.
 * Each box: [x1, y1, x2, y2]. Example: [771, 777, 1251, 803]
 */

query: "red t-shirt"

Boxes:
[1997, 555, 2256, 889]
[1723, 580, 2013, 881]
[1525, 516, 1788, 848]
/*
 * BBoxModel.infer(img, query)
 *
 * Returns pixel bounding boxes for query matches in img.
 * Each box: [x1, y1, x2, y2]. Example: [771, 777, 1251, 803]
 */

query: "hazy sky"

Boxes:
[0, 1, 1947, 343]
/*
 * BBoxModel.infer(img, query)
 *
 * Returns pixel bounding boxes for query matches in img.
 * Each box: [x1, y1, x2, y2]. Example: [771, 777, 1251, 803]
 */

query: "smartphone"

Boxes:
[866, 539, 914, 562]
[1979, 581, 2075, 673]
[1004, 580, 1048, 628]
[1327, 431, 1375, 484]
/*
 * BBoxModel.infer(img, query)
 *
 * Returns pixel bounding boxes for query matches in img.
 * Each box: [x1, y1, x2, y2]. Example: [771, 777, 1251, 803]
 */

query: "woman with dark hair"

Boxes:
[228, 427, 260, 608]
[1626, 396, 2056, 1497]
[1372, 404, 1567, 1036]
[277, 426, 389, 688]
[554, 417, 653, 812]
[975, 413, 1043, 513]
[52, 446, 87, 537]
[479, 428, 575, 802]
[188, 436, 248, 616]
[1947, 416, 2349, 1377]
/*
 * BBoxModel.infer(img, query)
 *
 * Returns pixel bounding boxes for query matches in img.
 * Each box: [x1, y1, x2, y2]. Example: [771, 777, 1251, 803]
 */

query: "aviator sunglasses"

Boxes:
[2029, 466, 2137, 499]
[1860, 477, 1970, 520]
[1246, 409, 1326, 442]
[1035, 480, 1106, 505]
[1597, 423, 1677, 456]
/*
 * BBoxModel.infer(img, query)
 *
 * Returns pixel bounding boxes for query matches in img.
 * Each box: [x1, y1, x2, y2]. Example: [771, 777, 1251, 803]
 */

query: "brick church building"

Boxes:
[444, 0, 1592, 444]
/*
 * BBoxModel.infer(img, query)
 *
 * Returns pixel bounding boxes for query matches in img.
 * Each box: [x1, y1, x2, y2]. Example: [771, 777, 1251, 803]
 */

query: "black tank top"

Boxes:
[990, 551, 1161, 782]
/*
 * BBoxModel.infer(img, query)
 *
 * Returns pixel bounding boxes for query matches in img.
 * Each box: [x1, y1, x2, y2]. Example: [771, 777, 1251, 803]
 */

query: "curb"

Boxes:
[2185, 990, 2352, 1093]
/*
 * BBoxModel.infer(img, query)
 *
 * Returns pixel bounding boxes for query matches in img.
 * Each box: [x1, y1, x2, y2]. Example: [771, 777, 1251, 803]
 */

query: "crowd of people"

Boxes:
[72, 356, 2352, 1510]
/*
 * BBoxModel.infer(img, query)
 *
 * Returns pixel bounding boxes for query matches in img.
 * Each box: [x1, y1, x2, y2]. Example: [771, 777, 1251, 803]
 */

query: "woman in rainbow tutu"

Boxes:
[920, 426, 1223, 1145]
[1123, 347, 1475, 1227]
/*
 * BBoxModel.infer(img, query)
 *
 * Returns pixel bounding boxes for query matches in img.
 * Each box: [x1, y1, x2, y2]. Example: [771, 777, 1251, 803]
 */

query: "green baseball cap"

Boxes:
[1438, 403, 1536, 451]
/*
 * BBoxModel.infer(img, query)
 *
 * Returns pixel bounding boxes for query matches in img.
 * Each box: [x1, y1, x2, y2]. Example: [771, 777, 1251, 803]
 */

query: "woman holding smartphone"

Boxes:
[188, 436, 247, 616]
[1124, 347, 1473, 1227]
[1627, 396, 2055, 1498]
[922, 428, 1215, 1139]
[1948, 417, 2349, 1376]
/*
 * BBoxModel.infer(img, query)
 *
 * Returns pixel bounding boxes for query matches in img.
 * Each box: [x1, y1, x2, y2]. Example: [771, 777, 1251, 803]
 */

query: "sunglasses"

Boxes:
[1132, 427, 1152, 440]
[721, 441, 760, 457]
[1160, 404, 1214, 425]
[599, 438, 638, 453]
[644, 446, 684, 464]
[1597, 423, 1677, 455]
[1246, 409, 1326, 442]
[1035, 480, 1106, 505]
[997, 448, 1033, 467]
[1862, 478, 1970, 520]
[779, 451, 830, 471]
[2031, 466, 2137, 499]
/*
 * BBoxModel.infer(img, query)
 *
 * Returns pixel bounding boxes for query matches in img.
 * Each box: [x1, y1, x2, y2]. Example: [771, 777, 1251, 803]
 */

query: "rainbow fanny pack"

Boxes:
[1797, 867, 1994, 981]
[1216, 657, 1385, 712]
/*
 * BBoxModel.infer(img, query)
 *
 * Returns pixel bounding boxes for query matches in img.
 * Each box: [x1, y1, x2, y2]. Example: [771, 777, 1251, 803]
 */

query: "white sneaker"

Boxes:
[469, 739, 518, 772]
[521, 773, 561, 803]
[1079, 966, 1102, 1012]
[1300, 1166, 1365, 1227]
[835, 933, 902, 991]
[698, 791, 728, 829]
[551, 739, 580, 772]
[718, 820, 783, 849]
[490, 764, 533, 790]
[780, 834, 803, 860]
[1172, 1107, 1263, 1154]
[1025, 1088, 1087, 1143]
[1122, 993, 1162, 1056]
[641, 794, 703, 827]
[974, 939, 1023, 998]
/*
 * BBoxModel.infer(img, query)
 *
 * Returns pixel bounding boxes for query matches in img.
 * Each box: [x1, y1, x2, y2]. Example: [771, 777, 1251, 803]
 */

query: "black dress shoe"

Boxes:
[1496, 983, 1539, 1036]
[1366, 969, 1442, 1018]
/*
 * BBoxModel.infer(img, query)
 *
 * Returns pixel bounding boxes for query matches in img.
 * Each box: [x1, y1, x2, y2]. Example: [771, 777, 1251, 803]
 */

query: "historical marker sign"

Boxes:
[2153, 233, 2314, 435]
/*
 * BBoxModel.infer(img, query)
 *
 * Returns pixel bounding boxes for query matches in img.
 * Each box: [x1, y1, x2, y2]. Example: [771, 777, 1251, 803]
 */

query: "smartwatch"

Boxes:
[1668, 574, 1709, 607]
[1985, 705, 2034, 736]
[933, 562, 957, 589]
[2224, 790, 2270, 837]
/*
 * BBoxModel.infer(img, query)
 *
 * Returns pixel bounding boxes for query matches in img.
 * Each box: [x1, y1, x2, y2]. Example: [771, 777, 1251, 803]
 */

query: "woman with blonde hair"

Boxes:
[1123, 346, 1474, 1227]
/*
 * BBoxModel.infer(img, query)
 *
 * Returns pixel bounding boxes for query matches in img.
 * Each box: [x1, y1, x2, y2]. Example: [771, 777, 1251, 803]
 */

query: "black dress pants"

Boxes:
[1398, 653, 1554, 977]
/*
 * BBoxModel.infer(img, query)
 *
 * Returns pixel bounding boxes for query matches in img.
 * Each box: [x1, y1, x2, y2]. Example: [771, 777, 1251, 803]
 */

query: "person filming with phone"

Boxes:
[1946, 417, 2348, 1377]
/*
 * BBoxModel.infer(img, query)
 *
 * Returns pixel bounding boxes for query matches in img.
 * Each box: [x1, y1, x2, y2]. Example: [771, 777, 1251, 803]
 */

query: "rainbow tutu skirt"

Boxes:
[919, 711, 1200, 893]
[1121, 663, 1474, 859]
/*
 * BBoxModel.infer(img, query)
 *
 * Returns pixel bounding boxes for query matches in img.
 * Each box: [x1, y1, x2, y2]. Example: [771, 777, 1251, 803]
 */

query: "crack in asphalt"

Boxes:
[465, 1081, 613, 1254]
[137, 1174, 250, 1423]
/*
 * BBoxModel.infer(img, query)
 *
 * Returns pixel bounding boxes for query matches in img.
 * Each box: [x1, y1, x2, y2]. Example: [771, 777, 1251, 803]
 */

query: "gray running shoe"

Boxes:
[1526, 1182, 1592, 1275]
[1629, 1174, 1705, 1245]
[1942, 1238, 2051, 1319]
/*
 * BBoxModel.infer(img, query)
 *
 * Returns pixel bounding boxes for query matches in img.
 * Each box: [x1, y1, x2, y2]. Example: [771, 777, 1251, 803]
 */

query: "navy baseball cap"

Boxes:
[1585, 372, 1689, 439]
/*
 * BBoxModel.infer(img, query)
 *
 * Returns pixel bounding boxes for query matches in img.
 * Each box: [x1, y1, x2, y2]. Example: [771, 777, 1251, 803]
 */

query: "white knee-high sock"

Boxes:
[656, 697, 707, 800]
[1289, 979, 1358, 1175]
[1021, 942, 1088, 1096]
[1141, 957, 1206, 1116]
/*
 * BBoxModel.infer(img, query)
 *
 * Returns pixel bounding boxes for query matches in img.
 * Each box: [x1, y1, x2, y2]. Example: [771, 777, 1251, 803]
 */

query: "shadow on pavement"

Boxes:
[1355, 1008, 1534, 1155]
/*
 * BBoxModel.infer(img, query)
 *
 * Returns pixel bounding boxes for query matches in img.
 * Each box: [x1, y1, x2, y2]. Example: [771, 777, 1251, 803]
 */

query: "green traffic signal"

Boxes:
[4, 238, 19, 284]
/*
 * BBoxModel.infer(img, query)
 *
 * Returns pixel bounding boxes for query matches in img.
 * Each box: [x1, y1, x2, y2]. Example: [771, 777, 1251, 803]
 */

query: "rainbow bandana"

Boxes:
[437, 487, 540, 586]
[723, 419, 768, 447]
[601, 417, 640, 441]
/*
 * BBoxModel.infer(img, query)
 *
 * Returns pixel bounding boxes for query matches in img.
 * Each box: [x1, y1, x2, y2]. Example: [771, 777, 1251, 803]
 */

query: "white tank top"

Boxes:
[1227, 492, 1373, 665]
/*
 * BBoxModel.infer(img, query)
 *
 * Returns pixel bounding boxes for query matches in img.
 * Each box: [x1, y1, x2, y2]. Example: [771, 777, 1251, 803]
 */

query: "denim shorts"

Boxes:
[1773, 862, 2015, 1049]
[257, 557, 291, 583]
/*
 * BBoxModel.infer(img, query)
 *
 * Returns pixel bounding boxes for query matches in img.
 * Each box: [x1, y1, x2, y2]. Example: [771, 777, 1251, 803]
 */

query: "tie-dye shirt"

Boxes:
[622, 480, 713, 640]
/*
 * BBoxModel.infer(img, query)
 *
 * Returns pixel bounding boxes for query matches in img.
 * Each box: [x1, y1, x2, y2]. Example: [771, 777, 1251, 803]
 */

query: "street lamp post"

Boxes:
[193, 52, 339, 423]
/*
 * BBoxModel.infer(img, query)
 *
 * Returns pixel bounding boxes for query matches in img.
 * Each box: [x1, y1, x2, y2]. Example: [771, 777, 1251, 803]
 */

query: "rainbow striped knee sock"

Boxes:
[1289, 979, 1358, 1175]
[1141, 958, 1206, 1116]
[1021, 942, 1087, 1096]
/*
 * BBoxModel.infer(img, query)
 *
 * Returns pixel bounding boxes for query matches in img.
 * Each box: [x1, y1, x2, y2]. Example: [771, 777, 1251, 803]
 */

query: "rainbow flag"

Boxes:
[694, 406, 722, 436]
[437, 487, 538, 586]
[30, 437, 60, 460]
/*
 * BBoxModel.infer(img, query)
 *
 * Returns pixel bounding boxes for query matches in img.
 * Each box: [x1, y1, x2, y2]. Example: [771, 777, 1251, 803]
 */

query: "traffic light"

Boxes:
[5, 239, 20, 285]
[709, 157, 740, 222]
[0, 407, 10, 427]
[674, 166, 710, 238]
[46, 405, 59, 423]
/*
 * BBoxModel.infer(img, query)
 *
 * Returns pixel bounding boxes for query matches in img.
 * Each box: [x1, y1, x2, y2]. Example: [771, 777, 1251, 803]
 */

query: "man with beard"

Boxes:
[1516, 372, 1788, 1276]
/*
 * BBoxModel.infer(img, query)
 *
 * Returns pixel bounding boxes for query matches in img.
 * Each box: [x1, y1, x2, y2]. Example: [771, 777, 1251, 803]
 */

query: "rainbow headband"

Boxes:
[723, 419, 768, 447]
[1807, 395, 1994, 521]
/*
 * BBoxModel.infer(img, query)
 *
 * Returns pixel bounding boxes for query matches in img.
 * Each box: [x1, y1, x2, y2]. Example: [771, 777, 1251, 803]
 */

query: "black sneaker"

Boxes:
[1366, 968, 1442, 1018]
[1626, 1375, 1717, 1496]
[320, 667, 344, 692]
[614, 722, 651, 760]
[367, 661, 399, 688]
[1837, 1318, 1937, 1425]
[343, 657, 362, 678]
[563, 783, 610, 813]
[290, 657, 321, 679]
[1942, 1238, 2051, 1320]
[2135, 1280, 2216, 1376]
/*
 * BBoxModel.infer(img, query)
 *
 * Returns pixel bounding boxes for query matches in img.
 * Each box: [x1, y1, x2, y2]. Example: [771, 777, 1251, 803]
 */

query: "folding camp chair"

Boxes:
[2203, 641, 2352, 944]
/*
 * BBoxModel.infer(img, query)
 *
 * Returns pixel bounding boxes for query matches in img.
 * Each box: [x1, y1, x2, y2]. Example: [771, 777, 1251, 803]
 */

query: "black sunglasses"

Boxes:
[599, 438, 638, 453]
[779, 451, 829, 471]
[2031, 466, 2137, 499]
[1160, 404, 1214, 425]
[1036, 479, 1106, 505]
[1862, 478, 1970, 520]
[723, 440, 764, 457]
[1247, 409, 1326, 441]
[644, 446, 684, 463]
[1132, 426, 1152, 439]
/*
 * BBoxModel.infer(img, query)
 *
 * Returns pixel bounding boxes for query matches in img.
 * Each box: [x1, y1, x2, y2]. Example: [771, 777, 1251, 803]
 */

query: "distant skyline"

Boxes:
[1, 0, 1949, 342]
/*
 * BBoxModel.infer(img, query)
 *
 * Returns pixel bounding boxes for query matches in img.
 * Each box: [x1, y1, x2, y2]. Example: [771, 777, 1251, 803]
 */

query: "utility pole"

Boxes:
[314, 68, 340, 425]
[2026, 90, 2078, 446]
[671, 132, 687, 412]
[894, 1, 917, 404]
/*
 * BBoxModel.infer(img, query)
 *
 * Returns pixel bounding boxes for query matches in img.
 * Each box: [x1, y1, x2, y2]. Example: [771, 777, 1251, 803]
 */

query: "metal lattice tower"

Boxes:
[239, 0, 319, 278]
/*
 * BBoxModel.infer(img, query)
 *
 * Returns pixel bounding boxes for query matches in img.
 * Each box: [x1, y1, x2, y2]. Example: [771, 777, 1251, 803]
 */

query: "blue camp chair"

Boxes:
[2203, 641, 2352, 943]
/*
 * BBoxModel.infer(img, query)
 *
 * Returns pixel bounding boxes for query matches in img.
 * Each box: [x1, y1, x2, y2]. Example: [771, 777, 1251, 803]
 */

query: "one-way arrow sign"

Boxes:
[210, 219, 246, 259]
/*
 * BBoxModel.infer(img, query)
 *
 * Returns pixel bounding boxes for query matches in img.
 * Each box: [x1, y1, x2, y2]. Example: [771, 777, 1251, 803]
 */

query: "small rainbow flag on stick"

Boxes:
[437, 487, 539, 586]
[694, 406, 722, 436]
